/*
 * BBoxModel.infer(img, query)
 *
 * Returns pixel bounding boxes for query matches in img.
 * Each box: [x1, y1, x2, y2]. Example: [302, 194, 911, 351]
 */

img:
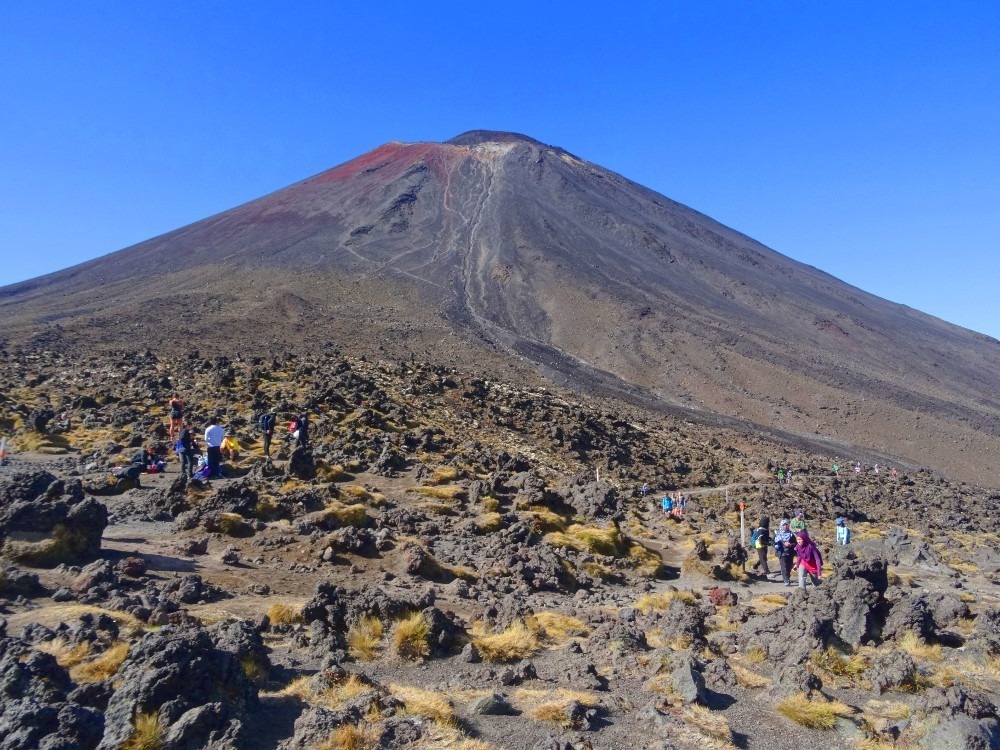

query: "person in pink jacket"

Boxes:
[792, 530, 823, 589]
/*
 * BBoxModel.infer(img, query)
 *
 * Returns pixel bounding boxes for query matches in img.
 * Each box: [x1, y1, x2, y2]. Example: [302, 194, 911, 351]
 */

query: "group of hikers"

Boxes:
[750, 511, 850, 588]
[118, 392, 312, 485]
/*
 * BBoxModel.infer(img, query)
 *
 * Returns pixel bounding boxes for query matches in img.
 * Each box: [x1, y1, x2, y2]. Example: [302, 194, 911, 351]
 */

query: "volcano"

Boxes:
[3, 130, 1000, 483]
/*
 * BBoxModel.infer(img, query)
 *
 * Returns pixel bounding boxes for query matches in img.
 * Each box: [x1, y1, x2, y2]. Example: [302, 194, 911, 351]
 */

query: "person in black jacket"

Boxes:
[260, 411, 276, 458]
[178, 420, 197, 478]
[773, 519, 798, 586]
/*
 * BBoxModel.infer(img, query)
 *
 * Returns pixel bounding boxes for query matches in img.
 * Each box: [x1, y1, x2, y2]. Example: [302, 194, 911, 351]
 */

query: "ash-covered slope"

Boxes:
[3, 130, 1000, 483]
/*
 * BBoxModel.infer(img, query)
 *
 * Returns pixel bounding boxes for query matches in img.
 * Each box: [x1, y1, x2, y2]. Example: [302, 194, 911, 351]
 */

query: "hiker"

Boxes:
[790, 510, 807, 533]
[178, 420, 197, 477]
[836, 518, 851, 545]
[833, 463, 840, 475]
[661, 495, 674, 515]
[259, 410, 277, 458]
[792, 531, 823, 588]
[773, 519, 797, 586]
[204, 418, 225, 479]
[130, 445, 158, 473]
[290, 413, 309, 449]
[777, 469, 784, 484]
[221, 434, 240, 462]
[168, 392, 185, 443]
[676, 493, 686, 518]
[750, 518, 771, 576]
[641, 483, 649, 498]
[113, 463, 144, 488]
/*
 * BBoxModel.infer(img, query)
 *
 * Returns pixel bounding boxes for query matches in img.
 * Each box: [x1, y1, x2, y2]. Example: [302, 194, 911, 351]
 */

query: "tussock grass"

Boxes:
[647, 629, 693, 651]
[512, 687, 599, 712]
[241, 655, 269, 687]
[897, 631, 943, 662]
[681, 704, 734, 745]
[217, 512, 250, 536]
[475, 512, 504, 534]
[267, 603, 305, 625]
[863, 699, 911, 721]
[748, 593, 788, 614]
[316, 723, 382, 750]
[731, 663, 771, 688]
[544, 524, 624, 556]
[628, 543, 663, 577]
[481, 497, 500, 513]
[635, 590, 698, 612]
[407, 485, 466, 501]
[811, 647, 870, 682]
[273, 673, 371, 709]
[582, 561, 614, 580]
[36, 639, 91, 668]
[24, 605, 146, 638]
[315, 462, 348, 483]
[530, 699, 588, 729]
[527, 612, 589, 642]
[472, 621, 540, 662]
[522, 507, 567, 532]
[775, 693, 854, 729]
[122, 711, 164, 750]
[348, 617, 384, 661]
[411, 724, 497, 750]
[429, 466, 459, 485]
[742, 645, 767, 664]
[72, 641, 130, 682]
[393, 612, 430, 661]
[338, 485, 380, 504]
[324, 502, 369, 528]
[390, 684, 458, 727]
[3, 524, 79, 566]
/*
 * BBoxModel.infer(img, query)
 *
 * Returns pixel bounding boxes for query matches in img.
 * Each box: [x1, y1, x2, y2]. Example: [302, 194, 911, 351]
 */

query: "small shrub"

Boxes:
[216, 512, 251, 537]
[731, 663, 771, 688]
[473, 621, 540, 662]
[393, 612, 430, 661]
[348, 617, 384, 661]
[681, 704, 733, 744]
[475, 512, 504, 534]
[482, 497, 500, 513]
[325, 503, 369, 528]
[775, 693, 853, 729]
[530, 700, 581, 729]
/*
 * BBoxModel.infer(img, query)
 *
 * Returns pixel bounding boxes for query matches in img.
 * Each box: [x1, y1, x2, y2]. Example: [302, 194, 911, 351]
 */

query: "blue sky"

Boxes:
[2, 2, 999, 337]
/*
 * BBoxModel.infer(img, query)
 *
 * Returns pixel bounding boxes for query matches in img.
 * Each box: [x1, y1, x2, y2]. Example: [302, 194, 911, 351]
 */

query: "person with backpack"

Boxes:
[792, 531, 823, 588]
[259, 411, 276, 458]
[178, 420, 197, 478]
[661, 495, 674, 515]
[835, 518, 851, 545]
[750, 518, 771, 576]
[290, 413, 309, 449]
[773, 519, 797, 586]
[167, 393, 185, 443]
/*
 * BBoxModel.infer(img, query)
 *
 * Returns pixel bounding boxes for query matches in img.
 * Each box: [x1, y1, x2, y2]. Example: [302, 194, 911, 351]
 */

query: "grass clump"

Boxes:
[635, 590, 698, 612]
[730, 663, 771, 688]
[775, 693, 854, 729]
[390, 684, 458, 727]
[325, 503, 369, 528]
[627, 543, 663, 577]
[316, 723, 382, 750]
[240, 655, 269, 687]
[72, 641, 130, 682]
[530, 700, 584, 729]
[393, 612, 430, 661]
[275, 673, 371, 710]
[522, 507, 568, 532]
[482, 497, 500, 513]
[473, 621, 541, 662]
[216, 512, 251, 536]
[528, 612, 589, 642]
[475, 512, 504, 534]
[811, 647, 870, 683]
[315, 462, 348, 482]
[742, 645, 767, 664]
[429, 466, 459, 485]
[348, 617, 384, 661]
[267, 603, 305, 625]
[897, 630, 943, 662]
[122, 711, 164, 750]
[544, 524, 624, 556]
[681, 704, 734, 745]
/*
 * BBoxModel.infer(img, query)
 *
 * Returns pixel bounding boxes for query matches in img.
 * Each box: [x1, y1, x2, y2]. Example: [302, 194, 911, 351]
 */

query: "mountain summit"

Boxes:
[3, 131, 1000, 482]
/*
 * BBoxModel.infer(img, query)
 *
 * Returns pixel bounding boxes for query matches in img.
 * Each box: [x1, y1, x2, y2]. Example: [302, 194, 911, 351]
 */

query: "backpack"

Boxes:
[260, 414, 275, 432]
[750, 529, 767, 549]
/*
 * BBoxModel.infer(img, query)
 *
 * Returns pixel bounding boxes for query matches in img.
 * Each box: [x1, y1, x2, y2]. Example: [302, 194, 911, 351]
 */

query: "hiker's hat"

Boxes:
[836, 518, 845, 526]
[795, 509, 804, 517]
[780, 518, 790, 526]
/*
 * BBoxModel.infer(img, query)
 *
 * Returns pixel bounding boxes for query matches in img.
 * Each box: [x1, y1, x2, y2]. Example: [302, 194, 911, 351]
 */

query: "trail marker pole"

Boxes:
[739, 503, 746, 549]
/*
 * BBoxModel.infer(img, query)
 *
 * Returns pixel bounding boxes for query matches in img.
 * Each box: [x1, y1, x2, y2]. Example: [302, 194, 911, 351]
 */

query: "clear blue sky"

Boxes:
[2, 2, 999, 337]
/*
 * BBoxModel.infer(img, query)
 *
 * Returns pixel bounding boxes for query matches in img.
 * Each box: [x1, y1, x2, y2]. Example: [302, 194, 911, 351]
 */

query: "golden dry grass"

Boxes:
[429, 466, 460, 485]
[338, 484, 377, 503]
[742, 645, 767, 664]
[324, 502, 369, 527]
[544, 524, 623, 556]
[472, 621, 540, 662]
[897, 631, 943, 662]
[635, 590, 698, 612]
[122, 712, 163, 750]
[863, 699, 912, 721]
[527, 611, 589, 642]
[522, 507, 567, 532]
[267, 603, 305, 625]
[393, 612, 430, 661]
[475, 512, 504, 534]
[315, 723, 382, 750]
[775, 693, 854, 729]
[811, 647, 871, 683]
[730, 663, 771, 688]
[681, 704, 734, 745]
[273, 673, 371, 710]
[35, 639, 91, 668]
[348, 617, 384, 661]
[481, 497, 500, 513]
[407, 485, 466, 501]
[72, 641, 130, 682]
[18, 604, 146, 638]
[390, 684, 458, 727]
[217, 512, 249, 536]
[627, 543, 663, 577]
[529, 699, 590, 729]
[315, 462, 348, 483]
